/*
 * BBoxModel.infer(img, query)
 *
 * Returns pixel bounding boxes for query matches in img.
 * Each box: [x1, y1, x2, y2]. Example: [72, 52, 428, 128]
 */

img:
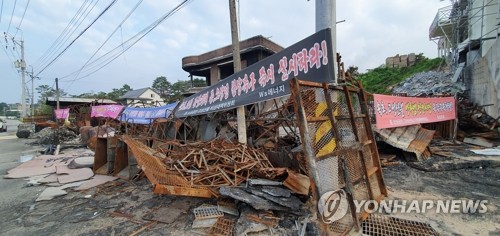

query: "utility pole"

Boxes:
[228, 0, 247, 144]
[29, 66, 35, 117]
[55, 78, 60, 110]
[20, 39, 27, 118]
[316, 0, 337, 83]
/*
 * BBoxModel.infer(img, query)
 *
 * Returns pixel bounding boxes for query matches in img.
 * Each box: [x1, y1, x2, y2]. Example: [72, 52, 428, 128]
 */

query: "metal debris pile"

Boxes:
[392, 71, 465, 96]
[30, 127, 80, 145]
[458, 98, 500, 134]
[159, 140, 281, 188]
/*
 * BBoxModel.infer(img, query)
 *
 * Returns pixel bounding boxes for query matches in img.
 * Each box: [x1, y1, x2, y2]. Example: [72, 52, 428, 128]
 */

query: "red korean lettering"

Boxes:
[209, 89, 215, 104]
[237, 77, 243, 96]
[242, 74, 249, 93]
[267, 64, 275, 84]
[231, 79, 238, 97]
[297, 48, 309, 73]
[278, 57, 288, 81]
[309, 43, 320, 69]
[288, 53, 298, 77]
[321, 40, 328, 65]
[258, 66, 268, 87]
[249, 72, 256, 91]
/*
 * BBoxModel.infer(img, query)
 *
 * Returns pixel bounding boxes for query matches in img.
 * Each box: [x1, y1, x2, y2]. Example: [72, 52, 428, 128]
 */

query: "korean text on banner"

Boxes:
[174, 28, 335, 118]
[54, 108, 70, 119]
[91, 105, 124, 119]
[374, 94, 456, 129]
[120, 103, 177, 124]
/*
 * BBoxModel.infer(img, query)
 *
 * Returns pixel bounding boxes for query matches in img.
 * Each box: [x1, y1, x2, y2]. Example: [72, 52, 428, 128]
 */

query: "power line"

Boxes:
[6, 0, 17, 33]
[34, 0, 97, 69]
[61, 0, 193, 82]
[13, 0, 30, 37]
[35, 0, 118, 77]
[66, 0, 144, 90]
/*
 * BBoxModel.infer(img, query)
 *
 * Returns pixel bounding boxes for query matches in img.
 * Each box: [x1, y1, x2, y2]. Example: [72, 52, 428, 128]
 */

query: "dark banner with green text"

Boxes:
[175, 28, 335, 117]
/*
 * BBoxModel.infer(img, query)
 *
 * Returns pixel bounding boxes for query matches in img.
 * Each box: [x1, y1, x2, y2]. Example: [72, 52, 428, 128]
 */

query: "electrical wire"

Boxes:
[61, 0, 193, 82]
[6, 0, 17, 33]
[34, 0, 97, 69]
[35, 0, 118, 77]
[13, 0, 30, 37]
[65, 0, 144, 91]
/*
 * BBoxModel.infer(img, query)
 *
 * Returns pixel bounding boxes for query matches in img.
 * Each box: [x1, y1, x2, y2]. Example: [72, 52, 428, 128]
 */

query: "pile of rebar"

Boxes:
[156, 140, 276, 188]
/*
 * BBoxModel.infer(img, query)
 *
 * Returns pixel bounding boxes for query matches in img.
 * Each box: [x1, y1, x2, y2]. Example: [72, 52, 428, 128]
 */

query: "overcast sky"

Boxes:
[0, 0, 450, 104]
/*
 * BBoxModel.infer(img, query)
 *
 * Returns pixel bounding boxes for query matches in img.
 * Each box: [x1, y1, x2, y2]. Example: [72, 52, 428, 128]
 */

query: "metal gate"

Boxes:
[291, 78, 387, 235]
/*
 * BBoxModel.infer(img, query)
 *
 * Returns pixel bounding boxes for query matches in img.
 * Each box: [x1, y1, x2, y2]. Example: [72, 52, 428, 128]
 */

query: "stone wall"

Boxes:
[385, 53, 417, 68]
[468, 38, 500, 118]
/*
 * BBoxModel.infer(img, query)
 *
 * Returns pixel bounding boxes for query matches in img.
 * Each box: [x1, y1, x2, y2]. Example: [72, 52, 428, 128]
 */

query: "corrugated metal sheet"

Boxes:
[374, 124, 435, 161]
[46, 97, 117, 104]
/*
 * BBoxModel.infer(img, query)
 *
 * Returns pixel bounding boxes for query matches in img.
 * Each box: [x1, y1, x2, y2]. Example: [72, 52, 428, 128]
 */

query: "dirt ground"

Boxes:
[0, 134, 499, 235]
[383, 162, 500, 235]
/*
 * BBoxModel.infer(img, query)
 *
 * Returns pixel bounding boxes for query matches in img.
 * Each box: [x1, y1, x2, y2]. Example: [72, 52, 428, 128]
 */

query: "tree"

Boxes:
[74, 91, 109, 99]
[192, 78, 207, 87]
[107, 84, 133, 100]
[0, 102, 7, 115]
[36, 84, 68, 103]
[152, 76, 172, 98]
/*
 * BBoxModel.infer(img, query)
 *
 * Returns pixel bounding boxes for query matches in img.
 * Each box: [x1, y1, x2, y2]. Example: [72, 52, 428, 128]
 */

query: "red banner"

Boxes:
[54, 109, 70, 119]
[374, 94, 456, 129]
[91, 105, 124, 119]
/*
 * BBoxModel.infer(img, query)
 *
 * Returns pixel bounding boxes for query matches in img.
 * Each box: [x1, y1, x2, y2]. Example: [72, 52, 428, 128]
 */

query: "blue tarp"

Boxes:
[120, 102, 178, 124]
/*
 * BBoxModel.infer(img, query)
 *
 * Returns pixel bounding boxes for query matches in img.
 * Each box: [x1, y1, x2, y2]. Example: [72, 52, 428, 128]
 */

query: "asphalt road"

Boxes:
[0, 120, 44, 212]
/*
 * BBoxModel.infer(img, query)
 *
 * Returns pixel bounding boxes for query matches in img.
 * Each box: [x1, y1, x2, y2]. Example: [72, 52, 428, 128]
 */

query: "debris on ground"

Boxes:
[392, 71, 465, 96]
[374, 124, 435, 161]
[29, 127, 79, 145]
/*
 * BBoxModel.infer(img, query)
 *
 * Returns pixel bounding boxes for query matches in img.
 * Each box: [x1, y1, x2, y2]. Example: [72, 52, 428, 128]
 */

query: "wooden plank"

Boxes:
[283, 170, 310, 195]
[153, 184, 215, 198]
[367, 167, 378, 177]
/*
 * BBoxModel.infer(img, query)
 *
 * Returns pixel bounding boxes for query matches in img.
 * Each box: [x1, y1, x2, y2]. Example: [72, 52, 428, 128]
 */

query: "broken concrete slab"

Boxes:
[26, 174, 50, 186]
[68, 156, 94, 169]
[4, 165, 56, 179]
[192, 218, 218, 228]
[56, 166, 94, 184]
[35, 181, 85, 201]
[248, 178, 283, 186]
[249, 188, 302, 210]
[464, 137, 494, 148]
[470, 148, 500, 156]
[36, 187, 68, 202]
[219, 187, 288, 211]
[19, 155, 34, 163]
[74, 175, 117, 191]
[261, 186, 291, 198]
[217, 200, 239, 216]
[236, 207, 269, 236]
[39, 174, 59, 183]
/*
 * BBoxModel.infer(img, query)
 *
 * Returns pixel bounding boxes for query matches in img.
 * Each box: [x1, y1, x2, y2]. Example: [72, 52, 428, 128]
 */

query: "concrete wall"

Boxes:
[469, 38, 500, 117]
[469, 0, 500, 56]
